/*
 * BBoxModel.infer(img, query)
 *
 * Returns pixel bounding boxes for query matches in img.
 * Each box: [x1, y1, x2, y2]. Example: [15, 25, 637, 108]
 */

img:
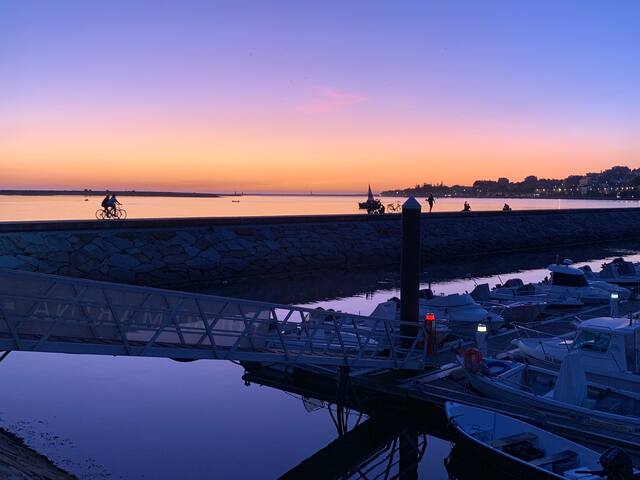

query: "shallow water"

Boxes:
[1, 194, 638, 221]
[1, 247, 639, 479]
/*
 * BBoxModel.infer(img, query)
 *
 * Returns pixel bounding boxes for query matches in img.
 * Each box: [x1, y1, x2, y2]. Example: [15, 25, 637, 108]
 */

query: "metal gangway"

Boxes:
[0, 269, 431, 370]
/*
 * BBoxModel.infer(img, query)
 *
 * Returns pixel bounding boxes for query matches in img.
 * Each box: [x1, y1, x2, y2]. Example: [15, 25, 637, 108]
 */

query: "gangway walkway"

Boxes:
[0, 269, 430, 370]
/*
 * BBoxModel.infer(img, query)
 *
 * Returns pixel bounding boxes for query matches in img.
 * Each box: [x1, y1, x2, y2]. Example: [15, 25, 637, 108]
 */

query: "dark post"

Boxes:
[400, 197, 421, 349]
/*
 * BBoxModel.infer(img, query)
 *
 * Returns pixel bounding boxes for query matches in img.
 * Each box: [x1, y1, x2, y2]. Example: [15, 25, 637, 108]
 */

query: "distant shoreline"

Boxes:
[0, 190, 367, 197]
[0, 189, 224, 198]
[1, 190, 636, 201]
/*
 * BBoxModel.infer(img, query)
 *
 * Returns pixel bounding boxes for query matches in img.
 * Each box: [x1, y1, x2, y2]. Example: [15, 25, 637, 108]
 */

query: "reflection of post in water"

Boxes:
[280, 413, 427, 480]
[398, 427, 420, 480]
[333, 366, 351, 436]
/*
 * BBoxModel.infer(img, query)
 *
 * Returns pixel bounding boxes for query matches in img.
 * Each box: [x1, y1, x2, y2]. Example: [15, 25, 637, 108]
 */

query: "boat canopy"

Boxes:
[548, 264, 589, 287]
[579, 317, 640, 334]
[548, 264, 587, 276]
[422, 293, 476, 308]
[502, 278, 524, 288]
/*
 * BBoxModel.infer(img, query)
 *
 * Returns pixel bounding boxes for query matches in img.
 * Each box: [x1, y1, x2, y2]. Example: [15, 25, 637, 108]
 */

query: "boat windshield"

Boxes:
[552, 272, 588, 287]
[572, 330, 611, 353]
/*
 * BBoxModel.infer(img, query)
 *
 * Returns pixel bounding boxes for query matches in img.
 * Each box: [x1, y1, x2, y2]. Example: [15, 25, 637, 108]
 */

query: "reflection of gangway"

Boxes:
[281, 414, 426, 480]
[0, 269, 431, 370]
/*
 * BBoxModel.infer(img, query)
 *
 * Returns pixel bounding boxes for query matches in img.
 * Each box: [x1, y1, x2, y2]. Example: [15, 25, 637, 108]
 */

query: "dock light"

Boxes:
[611, 292, 620, 317]
[476, 323, 488, 356]
[425, 313, 436, 356]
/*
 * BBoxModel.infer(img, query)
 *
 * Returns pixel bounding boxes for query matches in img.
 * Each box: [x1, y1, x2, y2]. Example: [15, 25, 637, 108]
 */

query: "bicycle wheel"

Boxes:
[95, 209, 107, 220]
[115, 208, 127, 220]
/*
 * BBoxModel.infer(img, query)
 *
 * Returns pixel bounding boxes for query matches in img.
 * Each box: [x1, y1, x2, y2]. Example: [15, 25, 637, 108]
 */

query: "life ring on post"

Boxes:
[463, 347, 483, 372]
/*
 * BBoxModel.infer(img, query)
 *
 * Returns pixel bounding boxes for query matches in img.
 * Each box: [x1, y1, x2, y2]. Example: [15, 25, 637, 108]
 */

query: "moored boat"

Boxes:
[371, 290, 504, 334]
[491, 261, 631, 307]
[464, 353, 640, 434]
[583, 258, 640, 288]
[445, 402, 634, 479]
[513, 316, 640, 392]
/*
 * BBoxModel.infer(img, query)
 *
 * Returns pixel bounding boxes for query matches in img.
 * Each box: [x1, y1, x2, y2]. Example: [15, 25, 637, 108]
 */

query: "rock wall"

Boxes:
[1, 208, 639, 286]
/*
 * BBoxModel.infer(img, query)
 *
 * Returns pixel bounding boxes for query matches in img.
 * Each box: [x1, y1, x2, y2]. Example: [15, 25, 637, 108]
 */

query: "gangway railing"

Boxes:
[0, 269, 430, 370]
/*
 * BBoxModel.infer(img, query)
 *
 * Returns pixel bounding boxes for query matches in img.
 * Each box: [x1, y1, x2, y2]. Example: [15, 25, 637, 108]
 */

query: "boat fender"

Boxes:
[463, 348, 483, 372]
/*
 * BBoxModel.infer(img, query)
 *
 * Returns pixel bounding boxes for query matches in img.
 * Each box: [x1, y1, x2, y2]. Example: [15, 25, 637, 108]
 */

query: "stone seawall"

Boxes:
[1, 208, 640, 286]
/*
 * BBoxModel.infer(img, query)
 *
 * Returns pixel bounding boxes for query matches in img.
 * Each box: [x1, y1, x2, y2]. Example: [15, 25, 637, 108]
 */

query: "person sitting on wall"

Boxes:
[502, 203, 512, 211]
[462, 201, 471, 212]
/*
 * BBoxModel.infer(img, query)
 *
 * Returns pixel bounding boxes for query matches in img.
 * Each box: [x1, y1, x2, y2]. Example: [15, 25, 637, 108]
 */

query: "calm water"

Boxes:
[2, 246, 639, 479]
[1, 194, 638, 221]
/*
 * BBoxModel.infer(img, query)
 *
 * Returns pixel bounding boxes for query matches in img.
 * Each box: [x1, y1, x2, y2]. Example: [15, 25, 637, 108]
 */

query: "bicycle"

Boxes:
[386, 202, 402, 213]
[95, 207, 127, 220]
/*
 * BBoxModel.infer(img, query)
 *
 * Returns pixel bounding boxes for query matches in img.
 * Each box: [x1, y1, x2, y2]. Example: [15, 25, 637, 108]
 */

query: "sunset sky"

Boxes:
[1, 1, 639, 193]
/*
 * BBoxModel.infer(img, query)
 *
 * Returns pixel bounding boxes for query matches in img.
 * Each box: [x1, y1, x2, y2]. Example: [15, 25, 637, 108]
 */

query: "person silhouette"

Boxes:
[463, 201, 471, 212]
[101, 193, 111, 217]
[106, 194, 121, 216]
[427, 194, 435, 213]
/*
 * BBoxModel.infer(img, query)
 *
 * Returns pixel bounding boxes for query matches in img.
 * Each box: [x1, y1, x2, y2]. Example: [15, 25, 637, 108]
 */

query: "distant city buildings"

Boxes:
[383, 165, 640, 199]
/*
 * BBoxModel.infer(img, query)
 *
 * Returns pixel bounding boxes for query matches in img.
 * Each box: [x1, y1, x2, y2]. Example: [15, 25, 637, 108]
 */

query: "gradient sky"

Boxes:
[1, 1, 639, 192]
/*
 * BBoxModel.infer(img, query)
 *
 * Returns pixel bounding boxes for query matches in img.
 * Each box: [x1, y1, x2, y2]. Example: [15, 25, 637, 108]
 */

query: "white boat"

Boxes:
[421, 292, 504, 331]
[584, 259, 640, 288]
[464, 353, 640, 433]
[371, 292, 504, 333]
[295, 308, 382, 352]
[490, 300, 549, 325]
[491, 262, 631, 307]
[368, 298, 452, 342]
[491, 277, 584, 308]
[446, 402, 620, 479]
[470, 283, 548, 325]
[514, 317, 640, 392]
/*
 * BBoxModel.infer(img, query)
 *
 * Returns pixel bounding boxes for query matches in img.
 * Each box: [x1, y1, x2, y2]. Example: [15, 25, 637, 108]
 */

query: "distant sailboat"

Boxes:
[358, 185, 384, 213]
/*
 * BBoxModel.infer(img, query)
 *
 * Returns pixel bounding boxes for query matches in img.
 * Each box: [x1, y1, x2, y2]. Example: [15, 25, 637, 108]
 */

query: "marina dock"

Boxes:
[3, 264, 639, 463]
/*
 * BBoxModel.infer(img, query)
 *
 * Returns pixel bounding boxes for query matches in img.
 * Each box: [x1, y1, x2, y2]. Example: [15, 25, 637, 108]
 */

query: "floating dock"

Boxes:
[2, 267, 640, 462]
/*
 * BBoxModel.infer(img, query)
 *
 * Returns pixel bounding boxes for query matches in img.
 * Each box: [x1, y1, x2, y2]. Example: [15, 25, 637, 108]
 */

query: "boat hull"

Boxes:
[445, 402, 603, 480]
[466, 367, 640, 433]
[446, 434, 567, 480]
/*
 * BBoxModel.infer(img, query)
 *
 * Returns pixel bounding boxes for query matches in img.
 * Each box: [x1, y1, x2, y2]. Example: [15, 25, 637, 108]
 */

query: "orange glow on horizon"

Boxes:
[2, 110, 638, 192]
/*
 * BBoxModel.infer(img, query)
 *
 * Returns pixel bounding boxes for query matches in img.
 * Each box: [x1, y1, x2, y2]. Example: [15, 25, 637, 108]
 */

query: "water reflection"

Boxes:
[243, 364, 440, 480]
[1, 194, 638, 221]
[3, 244, 640, 479]
[191, 240, 640, 308]
[280, 417, 427, 480]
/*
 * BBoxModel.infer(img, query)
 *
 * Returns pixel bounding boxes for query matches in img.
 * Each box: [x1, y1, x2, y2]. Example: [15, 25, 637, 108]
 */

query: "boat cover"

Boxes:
[553, 351, 587, 406]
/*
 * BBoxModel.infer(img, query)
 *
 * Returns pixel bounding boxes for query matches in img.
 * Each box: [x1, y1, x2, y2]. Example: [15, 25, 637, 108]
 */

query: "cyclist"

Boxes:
[107, 194, 121, 217]
[101, 194, 111, 217]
